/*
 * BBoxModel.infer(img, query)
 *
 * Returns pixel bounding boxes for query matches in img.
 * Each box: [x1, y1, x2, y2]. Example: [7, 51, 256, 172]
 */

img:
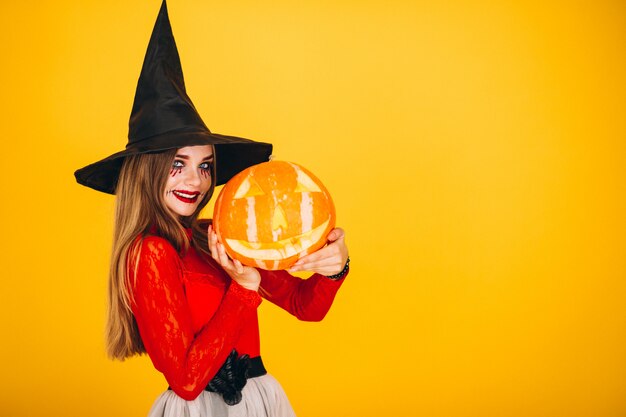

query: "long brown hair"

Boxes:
[106, 147, 215, 360]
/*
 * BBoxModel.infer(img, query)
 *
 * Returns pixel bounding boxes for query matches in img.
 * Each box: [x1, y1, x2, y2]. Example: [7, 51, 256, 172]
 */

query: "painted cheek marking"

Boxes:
[201, 168, 211, 179]
[170, 168, 182, 177]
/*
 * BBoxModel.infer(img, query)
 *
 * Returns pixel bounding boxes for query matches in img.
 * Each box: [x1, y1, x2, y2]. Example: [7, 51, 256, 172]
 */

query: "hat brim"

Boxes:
[74, 129, 272, 194]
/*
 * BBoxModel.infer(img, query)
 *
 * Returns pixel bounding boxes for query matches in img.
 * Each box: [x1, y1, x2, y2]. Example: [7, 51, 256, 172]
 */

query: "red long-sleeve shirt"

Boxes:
[129, 229, 346, 401]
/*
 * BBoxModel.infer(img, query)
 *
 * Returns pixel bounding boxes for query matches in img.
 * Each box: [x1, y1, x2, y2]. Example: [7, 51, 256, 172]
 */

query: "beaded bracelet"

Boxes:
[326, 257, 350, 280]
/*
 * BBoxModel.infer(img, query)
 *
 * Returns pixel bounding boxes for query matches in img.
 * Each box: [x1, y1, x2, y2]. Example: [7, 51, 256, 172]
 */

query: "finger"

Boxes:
[210, 232, 220, 258]
[217, 242, 227, 264]
[292, 242, 340, 267]
[291, 252, 324, 270]
[292, 264, 340, 275]
[296, 251, 339, 267]
[326, 227, 345, 243]
[290, 253, 342, 272]
[209, 232, 220, 261]
[234, 259, 244, 274]
[293, 258, 342, 273]
[313, 258, 345, 275]
[217, 242, 232, 269]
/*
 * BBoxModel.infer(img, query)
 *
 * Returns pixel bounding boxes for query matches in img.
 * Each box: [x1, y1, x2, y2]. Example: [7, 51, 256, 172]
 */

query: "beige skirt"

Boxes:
[147, 374, 296, 417]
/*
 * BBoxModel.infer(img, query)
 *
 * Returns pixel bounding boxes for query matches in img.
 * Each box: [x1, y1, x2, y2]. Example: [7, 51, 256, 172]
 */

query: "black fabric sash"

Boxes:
[168, 352, 267, 405]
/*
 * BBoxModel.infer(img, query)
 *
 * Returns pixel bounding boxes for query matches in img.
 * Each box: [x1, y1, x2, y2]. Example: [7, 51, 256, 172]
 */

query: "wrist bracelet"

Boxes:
[326, 257, 350, 280]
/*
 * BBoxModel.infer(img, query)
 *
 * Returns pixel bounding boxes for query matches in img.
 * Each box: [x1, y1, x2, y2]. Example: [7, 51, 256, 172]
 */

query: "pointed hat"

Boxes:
[75, 0, 272, 194]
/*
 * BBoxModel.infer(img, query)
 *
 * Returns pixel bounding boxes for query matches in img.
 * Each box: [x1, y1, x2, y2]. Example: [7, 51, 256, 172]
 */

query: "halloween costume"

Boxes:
[74, 1, 348, 415]
[132, 227, 346, 416]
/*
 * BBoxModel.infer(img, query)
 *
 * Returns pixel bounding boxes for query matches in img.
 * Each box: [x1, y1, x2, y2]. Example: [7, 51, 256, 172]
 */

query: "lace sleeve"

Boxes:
[130, 236, 261, 401]
[258, 269, 346, 322]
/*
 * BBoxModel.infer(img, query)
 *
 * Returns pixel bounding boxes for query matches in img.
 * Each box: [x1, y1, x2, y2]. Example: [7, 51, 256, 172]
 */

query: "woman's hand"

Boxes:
[288, 228, 349, 276]
[208, 225, 261, 292]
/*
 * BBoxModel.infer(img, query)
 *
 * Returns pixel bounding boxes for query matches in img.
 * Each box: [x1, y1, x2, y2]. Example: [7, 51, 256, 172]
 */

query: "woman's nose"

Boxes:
[184, 168, 202, 186]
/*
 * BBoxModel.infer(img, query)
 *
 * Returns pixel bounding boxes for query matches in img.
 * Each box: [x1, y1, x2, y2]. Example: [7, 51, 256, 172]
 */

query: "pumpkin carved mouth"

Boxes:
[225, 219, 330, 262]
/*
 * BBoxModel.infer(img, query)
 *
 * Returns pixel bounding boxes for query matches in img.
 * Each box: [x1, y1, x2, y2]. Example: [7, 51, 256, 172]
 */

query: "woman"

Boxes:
[74, 2, 348, 415]
[110, 145, 348, 416]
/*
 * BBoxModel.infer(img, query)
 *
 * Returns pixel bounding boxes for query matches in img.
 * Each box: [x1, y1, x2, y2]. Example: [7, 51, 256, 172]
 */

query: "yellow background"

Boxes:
[1, 1, 625, 416]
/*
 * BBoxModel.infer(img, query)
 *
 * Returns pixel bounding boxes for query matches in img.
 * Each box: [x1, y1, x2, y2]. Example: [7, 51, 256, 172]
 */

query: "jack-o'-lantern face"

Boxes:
[213, 161, 335, 270]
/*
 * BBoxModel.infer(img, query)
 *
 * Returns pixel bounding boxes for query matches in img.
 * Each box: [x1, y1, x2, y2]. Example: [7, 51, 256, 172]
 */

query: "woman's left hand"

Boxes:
[288, 227, 349, 276]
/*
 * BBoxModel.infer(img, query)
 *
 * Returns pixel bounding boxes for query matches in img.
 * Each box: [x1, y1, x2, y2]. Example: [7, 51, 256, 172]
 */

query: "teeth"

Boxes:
[174, 191, 197, 199]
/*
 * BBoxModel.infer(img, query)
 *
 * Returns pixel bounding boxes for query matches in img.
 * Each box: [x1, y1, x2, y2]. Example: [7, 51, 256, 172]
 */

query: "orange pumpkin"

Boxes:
[213, 161, 335, 270]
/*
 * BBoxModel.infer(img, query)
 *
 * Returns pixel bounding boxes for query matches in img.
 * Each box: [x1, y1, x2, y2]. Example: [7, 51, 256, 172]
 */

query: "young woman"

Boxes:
[107, 145, 348, 416]
[75, 3, 348, 414]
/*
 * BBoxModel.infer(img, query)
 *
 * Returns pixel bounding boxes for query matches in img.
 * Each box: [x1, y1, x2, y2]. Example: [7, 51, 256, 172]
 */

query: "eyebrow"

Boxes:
[175, 154, 215, 161]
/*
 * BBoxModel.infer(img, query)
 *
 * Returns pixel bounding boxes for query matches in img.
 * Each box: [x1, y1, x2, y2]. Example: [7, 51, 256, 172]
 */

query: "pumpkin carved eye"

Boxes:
[233, 178, 265, 199]
[213, 161, 336, 270]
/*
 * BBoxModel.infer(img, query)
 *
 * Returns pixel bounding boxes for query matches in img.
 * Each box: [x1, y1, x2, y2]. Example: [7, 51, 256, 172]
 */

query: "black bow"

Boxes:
[207, 349, 251, 406]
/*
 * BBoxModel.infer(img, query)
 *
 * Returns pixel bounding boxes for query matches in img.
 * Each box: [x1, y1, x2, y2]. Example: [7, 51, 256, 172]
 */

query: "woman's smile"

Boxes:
[172, 189, 201, 203]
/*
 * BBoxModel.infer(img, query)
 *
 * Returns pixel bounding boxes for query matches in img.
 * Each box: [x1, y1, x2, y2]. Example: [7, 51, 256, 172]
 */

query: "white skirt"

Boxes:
[147, 374, 296, 417]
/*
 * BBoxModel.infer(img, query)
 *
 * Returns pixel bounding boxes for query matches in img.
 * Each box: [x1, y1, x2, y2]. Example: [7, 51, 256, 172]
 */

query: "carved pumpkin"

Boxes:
[213, 161, 335, 270]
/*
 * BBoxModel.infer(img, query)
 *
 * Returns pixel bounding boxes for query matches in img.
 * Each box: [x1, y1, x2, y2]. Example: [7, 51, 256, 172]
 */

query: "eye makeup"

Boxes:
[169, 157, 213, 179]
[170, 160, 184, 177]
[200, 163, 212, 179]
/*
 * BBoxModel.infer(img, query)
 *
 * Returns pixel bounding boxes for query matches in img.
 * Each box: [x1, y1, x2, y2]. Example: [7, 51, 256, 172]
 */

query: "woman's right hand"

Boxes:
[208, 224, 261, 292]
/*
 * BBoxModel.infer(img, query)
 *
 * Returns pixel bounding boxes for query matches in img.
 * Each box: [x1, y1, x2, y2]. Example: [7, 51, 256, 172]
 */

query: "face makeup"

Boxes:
[164, 145, 213, 217]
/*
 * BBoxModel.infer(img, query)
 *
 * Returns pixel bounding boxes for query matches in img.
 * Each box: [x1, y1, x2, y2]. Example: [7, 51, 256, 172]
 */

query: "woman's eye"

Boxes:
[200, 162, 212, 171]
[172, 160, 184, 168]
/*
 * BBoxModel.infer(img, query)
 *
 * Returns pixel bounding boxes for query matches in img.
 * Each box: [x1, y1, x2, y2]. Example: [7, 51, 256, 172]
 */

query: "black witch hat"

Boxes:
[75, 0, 272, 194]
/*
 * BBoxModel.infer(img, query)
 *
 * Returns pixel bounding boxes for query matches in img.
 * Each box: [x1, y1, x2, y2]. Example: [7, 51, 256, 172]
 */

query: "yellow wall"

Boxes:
[1, 1, 625, 416]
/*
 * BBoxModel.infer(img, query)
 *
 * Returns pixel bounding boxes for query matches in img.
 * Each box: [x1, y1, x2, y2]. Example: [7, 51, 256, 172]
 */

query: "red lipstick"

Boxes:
[172, 190, 200, 204]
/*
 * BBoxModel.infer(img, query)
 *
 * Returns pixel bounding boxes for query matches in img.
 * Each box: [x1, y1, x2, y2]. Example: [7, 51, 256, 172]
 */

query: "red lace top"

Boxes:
[129, 229, 347, 401]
